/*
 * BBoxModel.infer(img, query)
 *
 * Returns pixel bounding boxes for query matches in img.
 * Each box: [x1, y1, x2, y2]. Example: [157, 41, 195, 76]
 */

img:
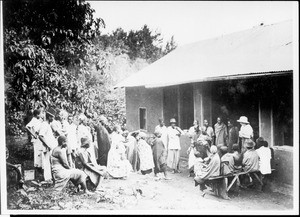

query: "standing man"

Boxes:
[203, 119, 215, 146]
[227, 120, 239, 153]
[167, 118, 184, 173]
[214, 117, 228, 146]
[154, 118, 168, 150]
[66, 115, 78, 167]
[95, 115, 111, 166]
[26, 109, 43, 180]
[237, 116, 253, 153]
[38, 107, 58, 182]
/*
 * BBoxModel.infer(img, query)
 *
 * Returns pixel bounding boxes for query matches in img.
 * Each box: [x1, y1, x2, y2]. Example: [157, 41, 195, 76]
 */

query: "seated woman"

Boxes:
[137, 132, 155, 175]
[194, 145, 220, 197]
[106, 136, 133, 179]
[152, 131, 171, 180]
[51, 135, 91, 194]
[78, 137, 108, 192]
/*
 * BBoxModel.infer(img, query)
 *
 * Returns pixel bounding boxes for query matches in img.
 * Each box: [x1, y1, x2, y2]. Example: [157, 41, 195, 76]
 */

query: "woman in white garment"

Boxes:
[137, 132, 155, 175]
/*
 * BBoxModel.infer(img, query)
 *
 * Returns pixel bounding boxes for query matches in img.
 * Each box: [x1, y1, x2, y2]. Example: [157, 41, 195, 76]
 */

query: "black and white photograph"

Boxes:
[0, 0, 299, 215]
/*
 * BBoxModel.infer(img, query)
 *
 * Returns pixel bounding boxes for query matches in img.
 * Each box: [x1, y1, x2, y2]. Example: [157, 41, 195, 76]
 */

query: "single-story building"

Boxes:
[116, 20, 294, 185]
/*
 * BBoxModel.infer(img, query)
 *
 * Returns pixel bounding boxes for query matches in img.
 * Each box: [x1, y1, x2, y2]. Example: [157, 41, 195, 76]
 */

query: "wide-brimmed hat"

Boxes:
[237, 116, 249, 124]
[170, 118, 176, 123]
[46, 107, 56, 117]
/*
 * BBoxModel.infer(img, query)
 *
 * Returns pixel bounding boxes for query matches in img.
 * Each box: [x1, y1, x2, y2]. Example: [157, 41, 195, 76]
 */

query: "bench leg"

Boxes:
[253, 173, 263, 186]
[227, 175, 238, 192]
[219, 178, 230, 200]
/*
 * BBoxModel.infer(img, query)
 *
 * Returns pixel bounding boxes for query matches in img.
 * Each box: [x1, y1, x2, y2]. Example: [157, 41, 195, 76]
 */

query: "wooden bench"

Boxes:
[206, 169, 275, 199]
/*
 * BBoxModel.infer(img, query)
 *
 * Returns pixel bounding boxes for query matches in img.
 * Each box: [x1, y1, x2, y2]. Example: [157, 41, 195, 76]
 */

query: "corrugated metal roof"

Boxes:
[115, 20, 293, 88]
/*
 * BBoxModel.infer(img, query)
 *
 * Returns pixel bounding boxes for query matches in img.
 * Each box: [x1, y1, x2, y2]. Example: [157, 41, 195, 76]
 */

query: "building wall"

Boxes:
[259, 100, 273, 146]
[272, 146, 293, 185]
[193, 82, 212, 126]
[125, 87, 163, 132]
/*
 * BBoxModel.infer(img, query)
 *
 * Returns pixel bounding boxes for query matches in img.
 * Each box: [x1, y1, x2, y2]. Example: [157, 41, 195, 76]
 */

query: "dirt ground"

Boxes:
[6, 158, 293, 213]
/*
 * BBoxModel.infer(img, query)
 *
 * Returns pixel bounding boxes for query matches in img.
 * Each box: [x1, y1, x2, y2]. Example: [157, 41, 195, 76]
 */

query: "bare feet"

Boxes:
[95, 187, 105, 192]
[84, 190, 95, 195]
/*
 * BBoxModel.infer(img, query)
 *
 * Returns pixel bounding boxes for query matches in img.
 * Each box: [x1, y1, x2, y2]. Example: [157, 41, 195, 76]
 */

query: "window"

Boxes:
[139, 108, 147, 130]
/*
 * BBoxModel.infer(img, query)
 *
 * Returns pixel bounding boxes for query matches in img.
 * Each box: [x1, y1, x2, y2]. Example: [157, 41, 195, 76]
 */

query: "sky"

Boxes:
[89, 1, 296, 46]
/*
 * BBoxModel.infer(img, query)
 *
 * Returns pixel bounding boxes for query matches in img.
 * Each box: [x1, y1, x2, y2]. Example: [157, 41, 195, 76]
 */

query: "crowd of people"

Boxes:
[187, 116, 273, 197]
[25, 107, 273, 197]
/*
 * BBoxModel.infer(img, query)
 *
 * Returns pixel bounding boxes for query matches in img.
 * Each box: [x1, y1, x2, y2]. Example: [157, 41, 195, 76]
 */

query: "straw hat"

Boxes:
[170, 118, 176, 123]
[237, 116, 249, 124]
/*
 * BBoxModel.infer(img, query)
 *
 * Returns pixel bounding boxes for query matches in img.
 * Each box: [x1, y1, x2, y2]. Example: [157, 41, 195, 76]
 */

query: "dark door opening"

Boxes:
[163, 86, 179, 126]
[210, 79, 259, 141]
[179, 84, 194, 130]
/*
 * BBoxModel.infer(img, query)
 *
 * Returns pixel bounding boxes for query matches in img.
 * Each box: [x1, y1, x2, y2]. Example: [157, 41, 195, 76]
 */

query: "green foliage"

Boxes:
[4, 0, 177, 136]
[100, 25, 177, 63]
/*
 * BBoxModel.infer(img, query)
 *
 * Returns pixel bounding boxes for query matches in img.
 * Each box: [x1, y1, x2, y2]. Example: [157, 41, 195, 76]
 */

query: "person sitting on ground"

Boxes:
[194, 145, 220, 197]
[78, 137, 108, 192]
[231, 143, 243, 171]
[106, 133, 133, 179]
[220, 146, 235, 176]
[137, 132, 155, 175]
[50, 135, 92, 194]
[152, 131, 171, 180]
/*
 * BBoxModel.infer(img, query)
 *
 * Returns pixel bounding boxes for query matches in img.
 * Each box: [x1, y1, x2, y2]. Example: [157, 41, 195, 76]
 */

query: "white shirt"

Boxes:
[26, 117, 42, 140]
[256, 146, 272, 175]
[77, 124, 92, 142]
[167, 126, 183, 150]
[39, 121, 58, 151]
[67, 123, 78, 150]
[155, 125, 168, 148]
[239, 124, 253, 139]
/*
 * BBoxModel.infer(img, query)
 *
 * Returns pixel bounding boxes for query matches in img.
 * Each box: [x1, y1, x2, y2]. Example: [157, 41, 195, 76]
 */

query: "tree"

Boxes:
[4, 0, 178, 136]
[3, 0, 105, 135]
[164, 36, 177, 55]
